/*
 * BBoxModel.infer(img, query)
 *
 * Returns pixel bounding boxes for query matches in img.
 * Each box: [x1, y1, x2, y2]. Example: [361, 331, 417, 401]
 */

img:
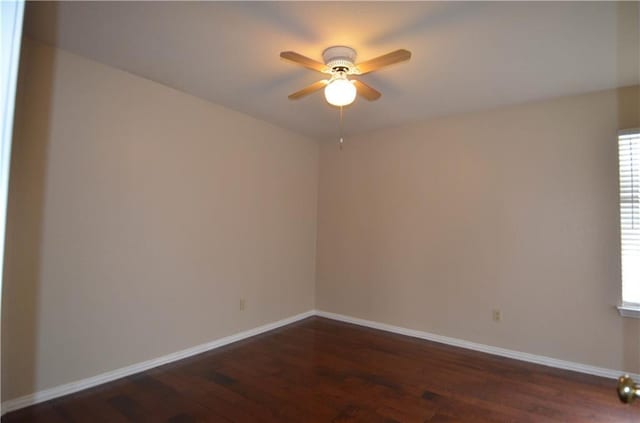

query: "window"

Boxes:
[618, 129, 640, 317]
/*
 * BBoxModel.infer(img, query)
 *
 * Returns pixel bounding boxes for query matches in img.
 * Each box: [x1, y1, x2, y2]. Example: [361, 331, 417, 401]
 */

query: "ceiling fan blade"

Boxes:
[280, 51, 328, 73]
[356, 49, 412, 75]
[353, 80, 382, 101]
[288, 80, 328, 100]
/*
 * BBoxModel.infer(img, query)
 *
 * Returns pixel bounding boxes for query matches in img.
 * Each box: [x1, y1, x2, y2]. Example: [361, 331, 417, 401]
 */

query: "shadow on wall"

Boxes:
[617, 1, 640, 375]
[1, 4, 58, 402]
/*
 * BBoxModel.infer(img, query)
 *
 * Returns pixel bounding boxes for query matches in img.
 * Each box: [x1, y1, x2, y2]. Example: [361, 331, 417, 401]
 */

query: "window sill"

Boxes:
[618, 305, 640, 318]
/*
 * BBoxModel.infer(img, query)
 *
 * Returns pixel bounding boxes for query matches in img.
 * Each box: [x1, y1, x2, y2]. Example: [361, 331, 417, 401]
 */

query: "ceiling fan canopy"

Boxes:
[280, 46, 411, 107]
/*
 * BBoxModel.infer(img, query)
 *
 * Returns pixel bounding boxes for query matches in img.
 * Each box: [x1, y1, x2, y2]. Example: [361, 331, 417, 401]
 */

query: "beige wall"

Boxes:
[1, 39, 318, 401]
[317, 86, 640, 373]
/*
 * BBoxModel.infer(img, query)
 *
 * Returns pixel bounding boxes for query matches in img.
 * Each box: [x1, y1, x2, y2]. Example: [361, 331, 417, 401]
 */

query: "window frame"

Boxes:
[617, 128, 640, 318]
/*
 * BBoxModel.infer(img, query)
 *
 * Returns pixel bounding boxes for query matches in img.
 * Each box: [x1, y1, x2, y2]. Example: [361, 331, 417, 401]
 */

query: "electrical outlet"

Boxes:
[239, 299, 246, 311]
[492, 309, 502, 322]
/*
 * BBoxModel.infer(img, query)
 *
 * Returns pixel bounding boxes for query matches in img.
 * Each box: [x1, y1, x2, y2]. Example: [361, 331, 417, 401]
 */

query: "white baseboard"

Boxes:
[3, 308, 636, 415]
[1, 310, 315, 415]
[315, 310, 640, 381]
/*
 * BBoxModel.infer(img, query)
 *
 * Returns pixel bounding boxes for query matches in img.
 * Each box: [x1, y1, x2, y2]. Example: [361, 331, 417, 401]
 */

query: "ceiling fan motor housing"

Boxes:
[322, 46, 357, 74]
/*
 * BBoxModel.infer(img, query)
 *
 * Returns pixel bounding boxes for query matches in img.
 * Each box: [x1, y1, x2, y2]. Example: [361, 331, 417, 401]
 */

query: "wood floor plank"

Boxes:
[2, 317, 638, 422]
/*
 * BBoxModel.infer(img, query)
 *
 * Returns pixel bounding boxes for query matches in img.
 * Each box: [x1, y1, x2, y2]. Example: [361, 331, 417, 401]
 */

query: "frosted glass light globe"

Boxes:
[324, 77, 356, 107]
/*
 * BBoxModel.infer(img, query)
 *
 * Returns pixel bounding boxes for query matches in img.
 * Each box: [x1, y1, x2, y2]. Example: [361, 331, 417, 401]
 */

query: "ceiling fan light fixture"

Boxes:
[324, 74, 356, 107]
[281, 46, 410, 104]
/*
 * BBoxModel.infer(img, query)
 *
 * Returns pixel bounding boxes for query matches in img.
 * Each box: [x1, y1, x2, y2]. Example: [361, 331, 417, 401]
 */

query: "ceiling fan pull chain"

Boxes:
[339, 106, 344, 150]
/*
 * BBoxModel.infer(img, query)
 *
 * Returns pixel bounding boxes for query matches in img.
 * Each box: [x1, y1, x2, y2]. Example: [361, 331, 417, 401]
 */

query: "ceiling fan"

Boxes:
[280, 46, 411, 107]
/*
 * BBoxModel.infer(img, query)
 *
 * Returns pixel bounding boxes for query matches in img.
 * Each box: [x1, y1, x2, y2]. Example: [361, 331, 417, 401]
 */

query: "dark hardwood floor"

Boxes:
[2, 317, 637, 422]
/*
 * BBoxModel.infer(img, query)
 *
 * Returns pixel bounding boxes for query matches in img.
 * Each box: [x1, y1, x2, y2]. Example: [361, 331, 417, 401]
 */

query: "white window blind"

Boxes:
[619, 129, 640, 306]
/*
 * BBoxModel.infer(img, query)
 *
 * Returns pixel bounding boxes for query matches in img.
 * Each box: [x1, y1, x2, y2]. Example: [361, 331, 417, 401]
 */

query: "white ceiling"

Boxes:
[24, 1, 639, 141]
